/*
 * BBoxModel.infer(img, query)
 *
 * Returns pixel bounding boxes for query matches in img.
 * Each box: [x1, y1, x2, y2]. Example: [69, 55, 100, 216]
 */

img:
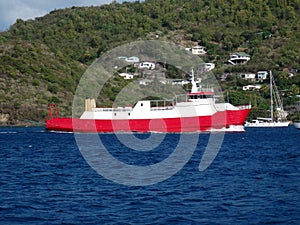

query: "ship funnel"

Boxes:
[85, 98, 96, 111]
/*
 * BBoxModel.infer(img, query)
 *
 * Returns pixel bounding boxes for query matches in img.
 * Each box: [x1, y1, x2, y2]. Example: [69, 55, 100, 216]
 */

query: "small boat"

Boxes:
[294, 121, 300, 129]
[293, 101, 300, 129]
[245, 118, 290, 127]
[46, 71, 251, 133]
[245, 71, 289, 128]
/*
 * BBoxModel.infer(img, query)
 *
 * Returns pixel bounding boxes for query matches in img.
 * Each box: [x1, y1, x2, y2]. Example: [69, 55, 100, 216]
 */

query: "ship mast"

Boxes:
[270, 70, 274, 122]
[191, 68, 198, 93]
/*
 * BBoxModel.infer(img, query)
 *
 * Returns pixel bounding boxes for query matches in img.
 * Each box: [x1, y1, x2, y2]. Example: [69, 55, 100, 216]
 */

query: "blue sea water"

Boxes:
[0, 126, 299, 224]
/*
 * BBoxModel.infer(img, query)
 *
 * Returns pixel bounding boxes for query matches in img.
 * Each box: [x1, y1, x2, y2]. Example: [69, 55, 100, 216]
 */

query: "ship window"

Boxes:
[141, 103, 143, 106]
[114, 113, 116, 116]
[128, 113, 130, 116]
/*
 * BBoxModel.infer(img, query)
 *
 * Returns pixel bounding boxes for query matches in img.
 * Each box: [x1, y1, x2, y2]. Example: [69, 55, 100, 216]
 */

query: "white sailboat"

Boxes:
[294, 122, 300, 129]
[293, 101, 300, 129]
[245, 71, 289, 128]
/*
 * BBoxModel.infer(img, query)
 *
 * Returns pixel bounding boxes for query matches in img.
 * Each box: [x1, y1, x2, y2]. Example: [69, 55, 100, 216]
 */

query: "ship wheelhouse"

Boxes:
[187, 91, 215, 103]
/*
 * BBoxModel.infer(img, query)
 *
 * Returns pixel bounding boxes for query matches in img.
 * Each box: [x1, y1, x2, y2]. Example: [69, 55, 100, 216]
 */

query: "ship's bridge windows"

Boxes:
[189, 94, 213, 99]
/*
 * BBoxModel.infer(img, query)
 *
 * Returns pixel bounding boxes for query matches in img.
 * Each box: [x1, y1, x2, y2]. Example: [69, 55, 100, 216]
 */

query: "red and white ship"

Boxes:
[46, 78, 251, 133]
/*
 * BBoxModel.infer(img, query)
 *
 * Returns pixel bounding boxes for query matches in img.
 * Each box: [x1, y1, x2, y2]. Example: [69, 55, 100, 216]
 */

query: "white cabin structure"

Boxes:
[126, 56, 140, 63]
[138, 62, 155, 70]
[238, 73, 256, 81]
[119, 73, 134, 79]
[257, 71, 268, 80]
[191, 46, 207, 55]
[228, 52, 251, 65]
[172, 79, 190, 86]
[242, 85, 262, 91]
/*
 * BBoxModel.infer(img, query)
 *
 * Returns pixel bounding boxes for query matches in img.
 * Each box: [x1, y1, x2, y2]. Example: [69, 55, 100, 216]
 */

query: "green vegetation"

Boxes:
[0, 0, 300, 125]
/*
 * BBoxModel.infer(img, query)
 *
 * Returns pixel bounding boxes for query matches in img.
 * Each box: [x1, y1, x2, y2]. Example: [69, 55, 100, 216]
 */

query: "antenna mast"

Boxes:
[270, 70, 274, 121]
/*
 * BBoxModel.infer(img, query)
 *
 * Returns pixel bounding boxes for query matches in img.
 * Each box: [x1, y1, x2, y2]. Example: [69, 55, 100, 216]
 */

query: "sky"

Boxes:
[0, 0, 131, 31]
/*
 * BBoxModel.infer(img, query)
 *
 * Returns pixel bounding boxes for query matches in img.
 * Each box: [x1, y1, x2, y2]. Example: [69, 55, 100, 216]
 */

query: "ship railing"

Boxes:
[150, 99, 175, 111]
[92, 107, 132, 112]
[149, 93, 198, 109]
[196, 87, 215, 92]
[174, 94, 189, 103]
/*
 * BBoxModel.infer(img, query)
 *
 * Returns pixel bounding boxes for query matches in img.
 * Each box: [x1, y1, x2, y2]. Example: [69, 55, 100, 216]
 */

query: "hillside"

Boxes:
[0, 0, 300, 125]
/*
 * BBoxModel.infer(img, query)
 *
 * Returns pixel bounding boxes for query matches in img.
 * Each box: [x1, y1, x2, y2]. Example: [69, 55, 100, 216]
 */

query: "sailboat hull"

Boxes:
[294, 122, 300, 129]
[245, 121, 290, 128]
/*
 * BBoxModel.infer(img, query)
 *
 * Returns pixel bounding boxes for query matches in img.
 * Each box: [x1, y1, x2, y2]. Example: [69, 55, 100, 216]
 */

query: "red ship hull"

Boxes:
[46, 108, 251, 133]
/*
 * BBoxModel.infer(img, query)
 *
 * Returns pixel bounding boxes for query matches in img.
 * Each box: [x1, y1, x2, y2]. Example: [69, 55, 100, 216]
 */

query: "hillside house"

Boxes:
[119, 73, 134, 79]
[242, 85, 262, 91]
[192, 46, 207, 55]
[257, 71, 268, 80]
[238, 73, 256, 81]
[186, 46, 207, 55]
[143, 71, 166, 80]
[138, 62, 155, 70]
[126, 56, 139, 63]
[198, 63, 215, 74]
[138, 79, 152, 86]
[117, 56, 140, 63]
[172, 79, 190, 86]
[228, 52, 251, 65]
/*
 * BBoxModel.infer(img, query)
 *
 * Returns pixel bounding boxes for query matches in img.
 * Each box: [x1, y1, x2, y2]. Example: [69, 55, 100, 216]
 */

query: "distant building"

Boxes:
[125, 56, 140, 63]
[186, 46, 207, 55]
[143, 71, 166, 81]
[138, 79, 152, 86]
[198, 63, 215, 74]
[117, 56, 140, 63]
[257, 71, 268, 80]
[119, 73, 134, 79]
[238, 73, 256, 81]
[283, 68, 297, 77]
[138, 62, 155, 70]
[242, 85, 262, 91]
[220, 73, 229, 81]
[172, 79, 190, 86]
[228, 52, 251, 65]
[118, 56, 127, 60]
[191, 46, 207, 55]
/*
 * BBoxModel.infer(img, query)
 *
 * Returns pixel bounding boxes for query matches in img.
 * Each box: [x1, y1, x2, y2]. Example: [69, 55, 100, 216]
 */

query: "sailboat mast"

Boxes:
[270, 70, 274, 122]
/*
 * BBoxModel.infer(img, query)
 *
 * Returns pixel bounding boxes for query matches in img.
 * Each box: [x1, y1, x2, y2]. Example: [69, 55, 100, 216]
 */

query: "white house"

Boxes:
[191, 46, 207, 55]
[242, 85, 262, 91]
[172, 79, 190, 86]
[238, 73, 256, 80]
[118, 56, 127, 60]
[119, 73, 134, 79]
[198, 63, 215, 74]
[205, 63, 215, 71]
[117, 56, 140, 63]
[138, 62, 155, 70]
[138, 79, 152, 85]
[228, 52, 251, 65]
[257, 71, 268, 80]
[125, 56, 140, 63]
